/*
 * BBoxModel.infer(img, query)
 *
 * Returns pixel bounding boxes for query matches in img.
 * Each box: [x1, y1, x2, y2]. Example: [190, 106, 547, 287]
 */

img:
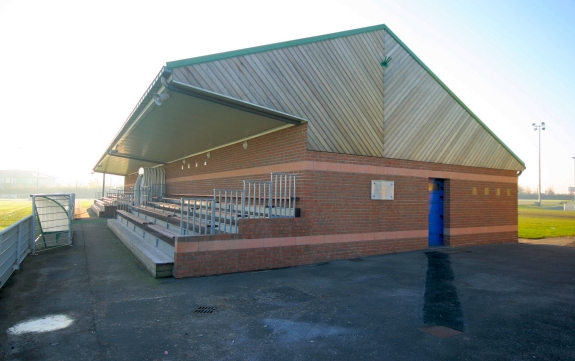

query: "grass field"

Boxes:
[78, 199, 93, 209]
[518, 199, 568, 206]
[518, 204, 575, 239]
[0, 199, 94, 231]
[0, 200, 32, 230]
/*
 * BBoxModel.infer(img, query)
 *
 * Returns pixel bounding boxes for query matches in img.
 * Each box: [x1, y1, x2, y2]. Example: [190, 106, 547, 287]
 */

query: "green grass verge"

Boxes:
[0, 200, 32, 230]
[518, 205, 575, 239]
[78, 199, 93, 209]
[0, 199, 94, 230]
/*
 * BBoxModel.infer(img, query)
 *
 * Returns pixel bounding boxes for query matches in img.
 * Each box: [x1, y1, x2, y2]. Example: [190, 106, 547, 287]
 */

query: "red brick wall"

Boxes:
[154, 124, 519, 237]
[444, 179, 518, 229]
[305, 150, 517, 177]
[164, 125, 307, 195]
[297, 172, 428, 235]
[239, 218, 311, 239]
[173, 237, 427, 278]
[446, 231, 517, 247]
[125, 123, 521, 278]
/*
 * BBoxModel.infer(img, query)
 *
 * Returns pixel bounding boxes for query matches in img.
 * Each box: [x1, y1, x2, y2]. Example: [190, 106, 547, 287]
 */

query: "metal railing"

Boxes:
[102, 184, 165, 211]
[115, 175, 297, 237]
[213, 189, 244, 234]
[0, 215, 34, 289]
[180, 197, 214, 235]
[113, 189, 133, 211]
[270, 173, 297, 218]
[243, 173, 297, 219]
[243, 180, 272, 218]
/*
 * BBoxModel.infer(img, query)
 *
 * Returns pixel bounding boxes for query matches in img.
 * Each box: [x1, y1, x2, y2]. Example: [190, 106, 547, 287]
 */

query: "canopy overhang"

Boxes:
[93, 67, 306, 176]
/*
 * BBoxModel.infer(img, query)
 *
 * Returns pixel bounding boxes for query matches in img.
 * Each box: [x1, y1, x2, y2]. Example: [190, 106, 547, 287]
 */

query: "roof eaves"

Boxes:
[383, 26, 526, 169]
[166, 24, 388, 69]
[92, 67, 169, 172]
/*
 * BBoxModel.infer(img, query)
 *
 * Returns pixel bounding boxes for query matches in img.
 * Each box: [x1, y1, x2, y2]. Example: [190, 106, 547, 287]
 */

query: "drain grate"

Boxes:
[194, 306, 216, 314]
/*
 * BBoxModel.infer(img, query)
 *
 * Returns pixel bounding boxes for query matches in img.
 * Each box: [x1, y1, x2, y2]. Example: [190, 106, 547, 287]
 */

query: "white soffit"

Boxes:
[96, 82, 306, 176]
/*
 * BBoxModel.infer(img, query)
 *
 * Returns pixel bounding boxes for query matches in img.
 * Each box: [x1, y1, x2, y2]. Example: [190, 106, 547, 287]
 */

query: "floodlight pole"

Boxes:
[532, 122, 545, 206]
[572, 156, 575, 201]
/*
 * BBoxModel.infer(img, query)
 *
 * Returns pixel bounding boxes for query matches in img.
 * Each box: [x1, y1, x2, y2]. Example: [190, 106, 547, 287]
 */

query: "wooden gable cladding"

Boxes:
[168, 25, 524, 171]
[382, 31, 524, 171]
[171, 30, 386, 157]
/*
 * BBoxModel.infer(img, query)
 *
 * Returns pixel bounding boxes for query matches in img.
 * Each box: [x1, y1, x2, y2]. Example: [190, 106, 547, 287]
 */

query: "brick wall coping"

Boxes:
[166, 161, 517, 184]
[174, 224, 517, 253]
[445, 225, 518, 236]
[174, 229, 427, 253]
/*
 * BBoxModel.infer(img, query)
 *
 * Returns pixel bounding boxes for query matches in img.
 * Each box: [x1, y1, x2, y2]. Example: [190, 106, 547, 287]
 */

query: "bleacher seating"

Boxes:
[91, 198, 117, 218]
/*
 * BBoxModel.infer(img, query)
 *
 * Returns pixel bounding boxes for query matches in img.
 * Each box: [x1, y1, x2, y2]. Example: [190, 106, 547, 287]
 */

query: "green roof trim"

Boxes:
[166, 23, 524, 169]
[166, 24, 388, 69]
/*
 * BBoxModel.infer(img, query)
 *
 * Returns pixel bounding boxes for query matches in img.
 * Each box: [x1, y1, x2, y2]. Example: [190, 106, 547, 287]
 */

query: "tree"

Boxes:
[545, 186, 555, 196]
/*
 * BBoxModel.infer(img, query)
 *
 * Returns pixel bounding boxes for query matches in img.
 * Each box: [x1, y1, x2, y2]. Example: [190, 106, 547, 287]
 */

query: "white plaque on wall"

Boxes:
[371, 180, 394, 200]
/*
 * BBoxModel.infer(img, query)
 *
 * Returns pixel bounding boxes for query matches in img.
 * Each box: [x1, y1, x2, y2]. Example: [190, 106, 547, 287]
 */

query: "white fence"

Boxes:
[0, 215, 35, 289]
[0, 193, 75, 289]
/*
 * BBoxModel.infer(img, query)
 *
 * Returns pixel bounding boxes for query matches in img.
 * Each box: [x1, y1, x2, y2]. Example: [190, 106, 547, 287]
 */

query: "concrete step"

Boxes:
[91, 201, 117, 218]
[107, 219, 173, 278]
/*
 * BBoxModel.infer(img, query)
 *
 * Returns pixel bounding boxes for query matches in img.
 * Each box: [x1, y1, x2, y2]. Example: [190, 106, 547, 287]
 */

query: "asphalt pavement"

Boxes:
[1, 217, 575, 360]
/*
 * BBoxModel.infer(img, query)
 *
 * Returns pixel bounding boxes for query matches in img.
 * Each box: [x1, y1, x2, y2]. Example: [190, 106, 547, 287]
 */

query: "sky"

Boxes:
[0, 0, 574, 192]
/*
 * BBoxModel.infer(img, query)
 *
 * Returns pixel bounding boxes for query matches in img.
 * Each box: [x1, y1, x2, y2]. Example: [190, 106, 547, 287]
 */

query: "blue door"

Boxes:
[428, 179, 444, 246]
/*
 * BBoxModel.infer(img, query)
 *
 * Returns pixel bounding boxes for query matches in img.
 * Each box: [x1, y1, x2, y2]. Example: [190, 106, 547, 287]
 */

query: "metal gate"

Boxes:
[32, 194, 75, 251]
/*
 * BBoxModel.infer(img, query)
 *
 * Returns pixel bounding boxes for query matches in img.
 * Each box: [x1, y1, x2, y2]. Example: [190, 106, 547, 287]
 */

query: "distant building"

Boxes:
[0, 170, 56, 189]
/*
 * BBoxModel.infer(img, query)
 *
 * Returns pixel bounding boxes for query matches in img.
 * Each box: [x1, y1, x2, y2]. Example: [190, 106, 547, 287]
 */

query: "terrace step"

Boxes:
[108, 219, 173, 278]
[146, 224, 177, 247]
[114, 211, 175, 267]
[136, 205, 234, 235]
[91, 201, 117, 218]
[117, 210, 152, 227]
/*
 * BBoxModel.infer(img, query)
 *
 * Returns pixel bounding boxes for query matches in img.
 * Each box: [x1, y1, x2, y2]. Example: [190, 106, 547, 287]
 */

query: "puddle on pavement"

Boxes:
[263, 318, 355, 343]
[423, 252, 464, 332]
[7, 314, 74, 335]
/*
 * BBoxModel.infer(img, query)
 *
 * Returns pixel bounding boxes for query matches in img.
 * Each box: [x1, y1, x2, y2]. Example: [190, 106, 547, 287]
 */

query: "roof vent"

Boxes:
[381, 56, 392, 67]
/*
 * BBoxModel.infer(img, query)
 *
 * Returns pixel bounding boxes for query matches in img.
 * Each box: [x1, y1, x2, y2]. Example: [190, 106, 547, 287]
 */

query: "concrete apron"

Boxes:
[519, 237, 575, 247]
[1, 218, 575, 360]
